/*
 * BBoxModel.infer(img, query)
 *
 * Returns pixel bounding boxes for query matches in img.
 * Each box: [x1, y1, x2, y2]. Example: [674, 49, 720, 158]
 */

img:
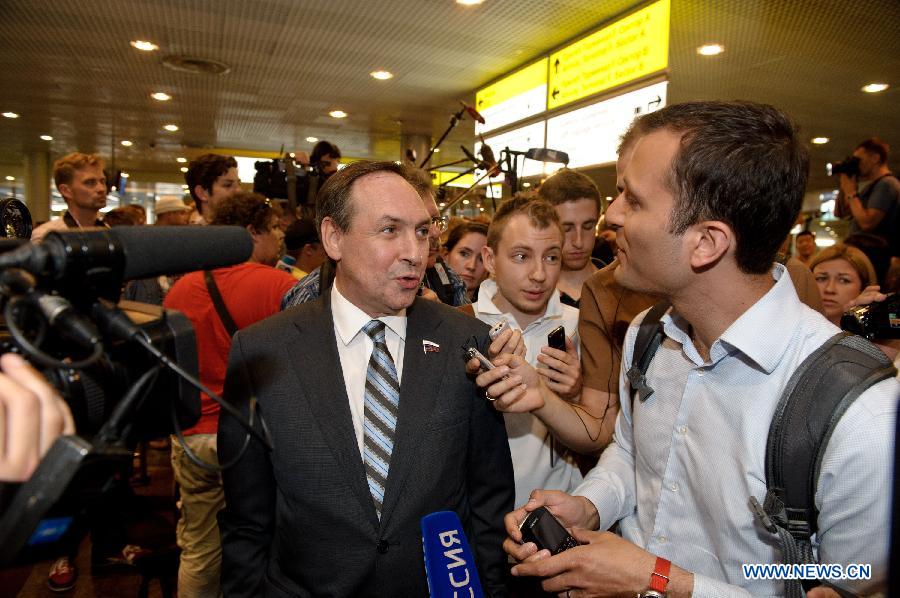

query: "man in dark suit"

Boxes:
[218, 160, 514, 597]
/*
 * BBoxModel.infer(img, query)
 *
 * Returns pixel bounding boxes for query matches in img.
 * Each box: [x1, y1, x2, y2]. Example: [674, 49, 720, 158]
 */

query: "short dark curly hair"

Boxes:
[185, 154, 238, 210]
[210, 190, 281, 232]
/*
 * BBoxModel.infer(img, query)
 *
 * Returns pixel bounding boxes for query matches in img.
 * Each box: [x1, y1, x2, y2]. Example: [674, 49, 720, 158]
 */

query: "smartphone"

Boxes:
[519, 507, 579, 554]
[547, 326, 566, 352]
[464, 347, 495, 372]
[488, 319, 510, 340]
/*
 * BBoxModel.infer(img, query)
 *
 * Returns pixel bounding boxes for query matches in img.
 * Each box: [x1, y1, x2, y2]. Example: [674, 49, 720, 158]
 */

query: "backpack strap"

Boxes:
[625, 302, 670, 405]
[204, 270, 239, 337]
[751, 332, 896, 597]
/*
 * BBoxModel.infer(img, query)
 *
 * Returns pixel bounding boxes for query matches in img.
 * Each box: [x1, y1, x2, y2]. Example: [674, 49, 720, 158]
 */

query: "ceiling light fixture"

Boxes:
[370, 70, 394, 80]
[5, 176, 14, 181]
[456, 0, 484, 5]
[697, 44, 725, 56]
[130, 40, 159, 52]
[176, 157, 187, 163]
[121, 140, 133, 147]
[40, 135, 53, 141]
[180, 167, 188, 173]
[121, 172, 130, 178]
[151, 92, 172, 101]
[2, 112, 19, 119]
[811, 137, 829, 145]
[329, 110, 348, 119]
[433, 148, 441, 153]
[862, 82, 889, 93]
[164, 124, 179, 132]
[306, 136, 318, 143]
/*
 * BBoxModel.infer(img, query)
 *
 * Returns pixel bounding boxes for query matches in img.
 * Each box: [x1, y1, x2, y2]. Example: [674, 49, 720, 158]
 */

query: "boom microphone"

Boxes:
[524, 147, 569, 165]
[4, 226, 253, 283]
[460, 101, 486, 125]
[421, 511, 484, 598]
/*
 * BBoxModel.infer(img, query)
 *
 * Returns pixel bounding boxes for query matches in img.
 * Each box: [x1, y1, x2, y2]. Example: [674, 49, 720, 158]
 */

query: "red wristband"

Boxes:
[649, 556, 671, 593]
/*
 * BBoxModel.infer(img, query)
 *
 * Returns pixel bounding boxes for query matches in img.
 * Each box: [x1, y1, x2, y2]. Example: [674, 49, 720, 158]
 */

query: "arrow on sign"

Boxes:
[478, 99, 483, 108]
[554, 58, 560, 73]
[648, 95, 661, 110]
[552, 88, 560, 99]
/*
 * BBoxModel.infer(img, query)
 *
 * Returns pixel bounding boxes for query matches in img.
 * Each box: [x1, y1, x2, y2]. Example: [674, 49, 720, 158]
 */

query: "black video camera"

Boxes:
[841, 293, 900, 340]
[828, 155, 861, 177]
[253, 157, 329, 207]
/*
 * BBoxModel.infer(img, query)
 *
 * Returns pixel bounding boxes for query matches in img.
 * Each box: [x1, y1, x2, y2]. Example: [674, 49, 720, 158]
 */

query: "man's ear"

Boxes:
[688, 220, 733, 270]
[481, 244, 495, 276]
[58, 184, 72, 203]
[320, 217, 343, 261]
[193, 185, 210, 206]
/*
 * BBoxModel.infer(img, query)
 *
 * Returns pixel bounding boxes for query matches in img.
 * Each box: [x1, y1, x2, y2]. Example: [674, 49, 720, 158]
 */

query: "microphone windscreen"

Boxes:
[421, 511, 484, 598]
[113, 226, 254, 280]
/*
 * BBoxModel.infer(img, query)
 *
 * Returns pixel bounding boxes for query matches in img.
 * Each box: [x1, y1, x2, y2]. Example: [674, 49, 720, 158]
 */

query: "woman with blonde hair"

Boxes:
[809, 243, 877, 326]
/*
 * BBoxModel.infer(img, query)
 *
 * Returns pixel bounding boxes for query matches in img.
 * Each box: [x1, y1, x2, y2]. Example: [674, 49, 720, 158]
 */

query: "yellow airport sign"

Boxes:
[476, 59, 547, 112]
[548, 0, 670, 109]
[432, 171, 476, 188]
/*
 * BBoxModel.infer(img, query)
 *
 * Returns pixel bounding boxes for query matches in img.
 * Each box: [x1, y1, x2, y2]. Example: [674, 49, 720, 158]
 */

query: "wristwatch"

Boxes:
[638, 556, 671, 598]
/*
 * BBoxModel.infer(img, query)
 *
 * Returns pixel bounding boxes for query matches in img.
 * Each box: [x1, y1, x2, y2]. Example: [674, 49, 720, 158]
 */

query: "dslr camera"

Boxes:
[828, 155, 861, 177]
[841, 293, 900, 340]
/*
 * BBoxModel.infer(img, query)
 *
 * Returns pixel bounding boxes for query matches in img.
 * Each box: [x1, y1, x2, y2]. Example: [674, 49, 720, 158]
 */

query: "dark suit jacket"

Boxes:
[218, 293, 514, 597]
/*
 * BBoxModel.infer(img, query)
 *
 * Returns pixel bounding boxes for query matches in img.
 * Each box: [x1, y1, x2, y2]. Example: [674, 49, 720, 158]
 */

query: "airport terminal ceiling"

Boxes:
[0, 0, 897, 193]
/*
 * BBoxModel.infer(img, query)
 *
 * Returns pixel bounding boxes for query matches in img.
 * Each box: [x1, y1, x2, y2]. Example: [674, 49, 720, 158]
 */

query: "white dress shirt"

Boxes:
[331, 282, 407, 457]
[575, 264, 898, 596]
[473, 277, 583, 507]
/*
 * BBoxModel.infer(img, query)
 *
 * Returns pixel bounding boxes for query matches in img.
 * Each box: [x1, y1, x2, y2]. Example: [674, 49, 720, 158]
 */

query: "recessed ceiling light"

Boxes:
[181, 184, 189, 189]
[329, 110, 348, 119]
[130, 40, 159, 52]
[697, 44, 725, 56]
[462, 199, 470, 205]
[121, 140, 133, 147]
[456, 0, 484, 5]
[121, 172, 130, 178]
[438, 203, 446, 208]
[370, 70, 394, 80]
[305, 136, 318, 143]
[5, 176, 14, 181]
[40, 135, 53, 141]
[862, 82, 889, 93]
[2, 112, 19, 119]
[163, 124, 179, 132]
[151, 92, 172, 101]
[176, 157, 187, 163]
[811, 137, 829, 145]
[433, 148, 441, 153]
[180, 167, 188, 173]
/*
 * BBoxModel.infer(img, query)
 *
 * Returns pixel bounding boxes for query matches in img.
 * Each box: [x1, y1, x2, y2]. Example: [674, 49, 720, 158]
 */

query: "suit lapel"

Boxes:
[289, 294, 379, 528]
[379, 299, 447, 525]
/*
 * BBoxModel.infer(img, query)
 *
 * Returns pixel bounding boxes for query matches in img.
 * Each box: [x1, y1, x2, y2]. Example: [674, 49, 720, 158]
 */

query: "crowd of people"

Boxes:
[1, 100, 898, 597]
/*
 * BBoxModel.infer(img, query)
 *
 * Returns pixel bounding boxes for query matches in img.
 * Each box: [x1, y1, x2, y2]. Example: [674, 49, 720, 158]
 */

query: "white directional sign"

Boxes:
[545, 81, 667, 169]
[476, 121, 548, 179]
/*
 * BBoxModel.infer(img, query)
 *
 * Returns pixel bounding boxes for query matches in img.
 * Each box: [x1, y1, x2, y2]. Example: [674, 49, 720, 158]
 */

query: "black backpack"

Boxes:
[626, 303, 896, 597]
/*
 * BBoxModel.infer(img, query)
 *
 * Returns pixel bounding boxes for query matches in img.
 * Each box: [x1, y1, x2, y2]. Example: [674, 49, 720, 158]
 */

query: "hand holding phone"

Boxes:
[519, 506, 579, 554]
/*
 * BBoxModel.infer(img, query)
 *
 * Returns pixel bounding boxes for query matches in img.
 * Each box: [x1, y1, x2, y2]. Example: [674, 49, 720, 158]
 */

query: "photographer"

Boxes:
[0, 354, 74, 483]
[837, 138, 899, 257]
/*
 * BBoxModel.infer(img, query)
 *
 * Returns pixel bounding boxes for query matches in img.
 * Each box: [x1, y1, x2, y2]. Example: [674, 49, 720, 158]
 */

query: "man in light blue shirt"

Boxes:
[491, 101, 898, 596]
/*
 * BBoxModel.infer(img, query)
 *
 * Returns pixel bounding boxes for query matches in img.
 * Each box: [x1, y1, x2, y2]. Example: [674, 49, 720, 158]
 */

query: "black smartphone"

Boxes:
[519, 507, 579, 554]
[547, 325, 566, 352]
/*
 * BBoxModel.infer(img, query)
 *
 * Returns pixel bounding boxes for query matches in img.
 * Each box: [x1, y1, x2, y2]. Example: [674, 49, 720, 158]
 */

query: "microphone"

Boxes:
[478, 141, 501, 177]
[421, 511, 483, 598]
[459, 101, 486, 125]
[4, 226, 253, 283]
[524, 148, 570, 165]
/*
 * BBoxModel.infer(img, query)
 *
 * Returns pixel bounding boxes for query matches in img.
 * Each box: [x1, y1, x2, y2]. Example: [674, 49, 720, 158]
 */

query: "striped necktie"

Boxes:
[361, 320, 400, 518]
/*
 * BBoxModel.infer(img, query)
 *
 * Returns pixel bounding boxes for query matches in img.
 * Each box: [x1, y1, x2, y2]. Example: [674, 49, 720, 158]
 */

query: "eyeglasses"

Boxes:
[431, 216, 448, 233]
